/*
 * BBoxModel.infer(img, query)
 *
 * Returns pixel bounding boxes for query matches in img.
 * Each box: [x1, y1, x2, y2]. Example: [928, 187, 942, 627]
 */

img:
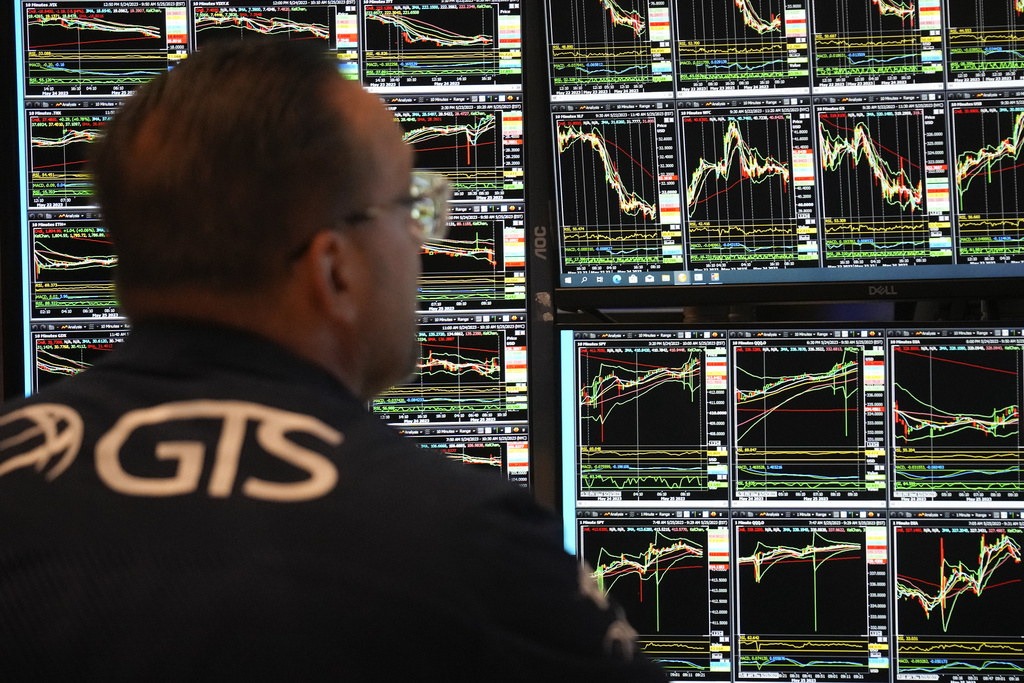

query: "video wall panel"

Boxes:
[12, 0, 530, 484]
[561, 323, 1024, 682]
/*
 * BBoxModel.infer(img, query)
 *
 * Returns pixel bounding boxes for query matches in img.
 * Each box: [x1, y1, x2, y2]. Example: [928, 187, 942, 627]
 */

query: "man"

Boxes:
[0, 41, 665, 680]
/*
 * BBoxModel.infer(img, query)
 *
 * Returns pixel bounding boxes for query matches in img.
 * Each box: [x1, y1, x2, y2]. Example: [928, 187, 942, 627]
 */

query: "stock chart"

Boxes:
[731, 331, 887, 502]
[951, 93, 1024, 264]
[675, 0, 811, 94]
[679, 100, 818, 269]
[893, 516, 1024, 679]
[192, 4, 333, 50]
[733, 514, 890, 681]
[810, 0, 943, 91]
[362, 1, 522, 90]
[24, 2, 186, 98]
[554, 103, 683, 276]
[815, 96, 953, 267]
[571, 331, 729, 501]
[946, 0, 1024, 85]
[547, 0, 675, 99]
[888, 330, 1023, 502]
[578, 514, 733, 679]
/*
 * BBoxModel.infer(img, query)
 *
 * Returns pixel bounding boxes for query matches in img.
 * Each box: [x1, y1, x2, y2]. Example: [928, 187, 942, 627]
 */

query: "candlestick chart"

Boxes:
[362, 3, 517, 89]
[547, 0, 674, 98]
[555, 112, 681, 272]
[945, 0, 1024, 84]
[733, 345, 877, 496]
[681, 114, 798, 266]
[417, 204, 524, 310]
[372, 322, 527, 425]
[890, 343, 1023, 497]
[28, 109, 108, 210]
[395, 106, 519, 200]
[817, 110, 938, 263]
[951, 103, 1024, 262]
[30, 219, 121, 316]
[736, 525, 870, 642]
[572, 337, 728, 502]
[24, 5, 178, 97]
[811, 0, 941, 90]
[193, 6, 331, 48]
[675, 0, 810, 93]
[895, 528, 1023, 637]
[894, 522, 1024, 680]
[582, 525, 711, 636]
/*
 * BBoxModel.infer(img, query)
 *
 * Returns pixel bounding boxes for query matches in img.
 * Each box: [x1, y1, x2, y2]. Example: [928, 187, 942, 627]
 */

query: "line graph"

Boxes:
[547, 0, 673, 98]
[954, 108, 1019, 206]
[362, 3, 519, 89]
[29, 215, 122, 318]
[369, 12, 492, 47]
[417, 205, 524, 311]
[733, 346, 862, 448]
[582, 525, 710, 635]
[892, 346, 1021, 448]
[951, 101, 1024, 263]
[559, 124, 659, 220]
[819, 117, 923, 213]
[417, 440, 505, 471]
[685, 119, 791, 217]
[578, 445, 728, 501]
[33, 334, 126, 390]
[403, 113, 496, 165]
[895, 527, 1024, 638]
[897, 534, 1021, 633]
[601, 0, 646, 36]
[392, 104, 522, 200]
[674, 0, 809, 93]
[33, 224, 116, 283]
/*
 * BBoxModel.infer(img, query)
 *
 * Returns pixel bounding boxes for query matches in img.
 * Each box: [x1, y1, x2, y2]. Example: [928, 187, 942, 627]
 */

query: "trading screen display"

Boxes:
[547, 1, 1024, 296]
[12, 0, 529, 484]
[561, 323, 1024, 682]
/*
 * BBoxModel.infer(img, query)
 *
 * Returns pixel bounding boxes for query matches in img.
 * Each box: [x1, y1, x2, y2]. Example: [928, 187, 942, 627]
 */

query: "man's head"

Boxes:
[92, 40, 422, 399]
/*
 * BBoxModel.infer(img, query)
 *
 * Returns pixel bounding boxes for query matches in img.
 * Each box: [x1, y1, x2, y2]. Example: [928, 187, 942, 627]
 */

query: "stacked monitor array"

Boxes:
[11, 0, 530, 484]
[559, 323, 1024, 682]
[548, 2, 1024, 681]
[545, 0, 1024, 306]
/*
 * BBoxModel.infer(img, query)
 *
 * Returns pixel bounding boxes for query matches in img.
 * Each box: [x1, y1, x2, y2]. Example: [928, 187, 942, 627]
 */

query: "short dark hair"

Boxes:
[92, 40, 363, 292]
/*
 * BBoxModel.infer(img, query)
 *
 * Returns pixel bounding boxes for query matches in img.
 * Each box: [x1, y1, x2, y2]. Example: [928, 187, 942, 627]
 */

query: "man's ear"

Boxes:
[301, 228, 364, 323]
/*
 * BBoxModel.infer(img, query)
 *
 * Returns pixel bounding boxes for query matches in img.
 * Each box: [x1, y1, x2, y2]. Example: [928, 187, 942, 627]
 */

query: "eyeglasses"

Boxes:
[349, 171, 451, 243]
[287, 172, 452, 262]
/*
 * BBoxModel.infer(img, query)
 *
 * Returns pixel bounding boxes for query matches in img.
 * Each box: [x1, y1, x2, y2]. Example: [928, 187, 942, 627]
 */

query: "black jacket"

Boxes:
[0, 321, 665, 681]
